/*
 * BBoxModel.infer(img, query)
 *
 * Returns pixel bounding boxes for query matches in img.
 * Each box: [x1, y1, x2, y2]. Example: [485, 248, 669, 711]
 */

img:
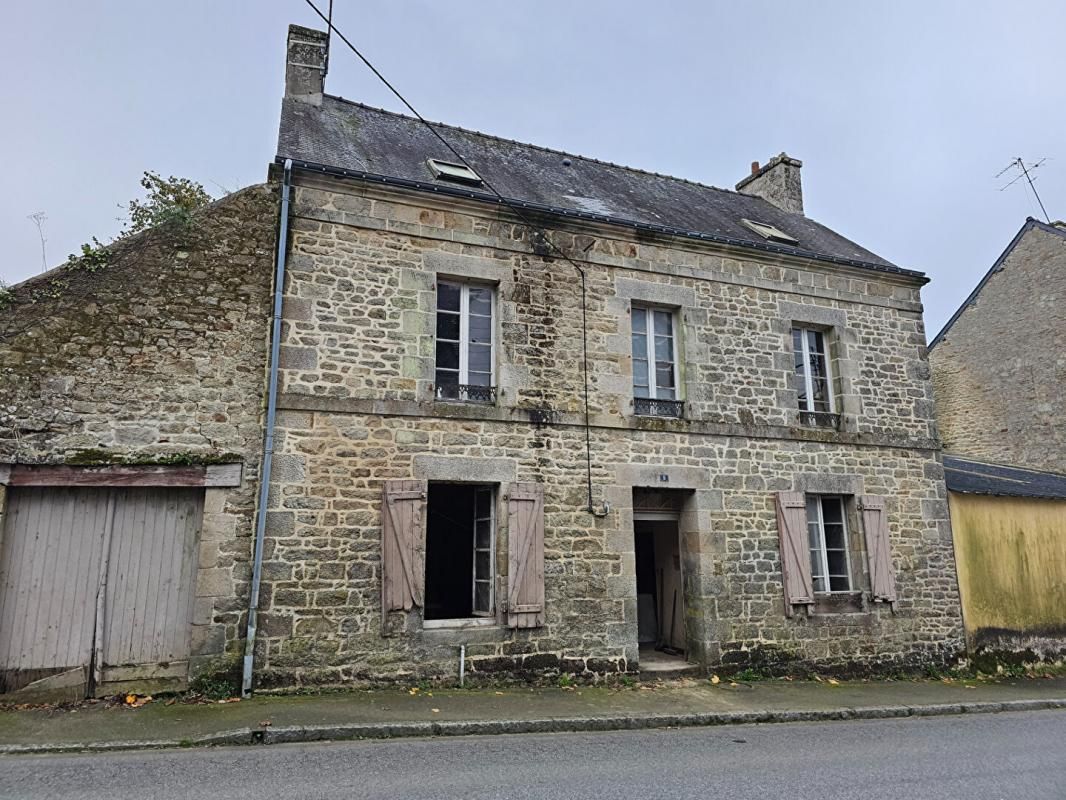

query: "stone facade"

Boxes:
[930, 220, 1066, 473]
[251, 171, 964, 687]
[0, 185, 278, 682]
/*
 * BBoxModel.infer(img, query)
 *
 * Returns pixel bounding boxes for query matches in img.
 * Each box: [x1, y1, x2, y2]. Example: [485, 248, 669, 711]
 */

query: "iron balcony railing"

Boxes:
[799, 410, 841, 429]
[436, 383, 497, 404]
[634, 397, 685, 419]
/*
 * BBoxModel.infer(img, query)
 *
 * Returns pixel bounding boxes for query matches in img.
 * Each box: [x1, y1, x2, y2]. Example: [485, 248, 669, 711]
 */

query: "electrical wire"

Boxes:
[303, 0, 600, 513]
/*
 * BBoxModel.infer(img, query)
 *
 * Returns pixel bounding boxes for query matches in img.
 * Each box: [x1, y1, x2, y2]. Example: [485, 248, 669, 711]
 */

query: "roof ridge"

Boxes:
[322, 94, 754, 205]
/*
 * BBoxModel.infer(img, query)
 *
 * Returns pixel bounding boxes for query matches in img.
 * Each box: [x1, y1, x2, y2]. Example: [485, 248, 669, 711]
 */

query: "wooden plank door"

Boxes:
[0, 488, 111, 696]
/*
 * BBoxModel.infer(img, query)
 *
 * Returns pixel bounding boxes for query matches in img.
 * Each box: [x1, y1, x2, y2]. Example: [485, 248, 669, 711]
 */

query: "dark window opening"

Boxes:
[424, 483, 494, 620]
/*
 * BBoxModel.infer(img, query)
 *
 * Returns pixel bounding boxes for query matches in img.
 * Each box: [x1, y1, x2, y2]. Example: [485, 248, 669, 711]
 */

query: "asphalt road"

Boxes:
[2, 710, 1064, 800]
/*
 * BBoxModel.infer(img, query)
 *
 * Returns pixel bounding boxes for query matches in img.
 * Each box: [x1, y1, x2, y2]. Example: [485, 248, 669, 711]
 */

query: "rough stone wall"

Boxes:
[252, 173, 962, 686]
[0, 184, 278, 678]
[930, 223, 1066, 472]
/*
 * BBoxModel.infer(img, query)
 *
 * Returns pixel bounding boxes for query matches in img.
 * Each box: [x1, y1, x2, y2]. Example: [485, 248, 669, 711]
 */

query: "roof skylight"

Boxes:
[427, 158, 482, 186]
[741, 218, 798, 246]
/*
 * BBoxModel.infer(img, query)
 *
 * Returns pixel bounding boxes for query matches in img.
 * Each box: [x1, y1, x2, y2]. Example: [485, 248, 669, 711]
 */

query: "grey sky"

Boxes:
[3, 1, 1063, 336]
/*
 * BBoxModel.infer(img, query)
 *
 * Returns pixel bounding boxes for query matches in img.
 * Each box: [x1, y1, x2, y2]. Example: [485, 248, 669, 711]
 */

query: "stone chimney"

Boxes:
[735, 153, 804, 216]
[285, 24, 329, 106]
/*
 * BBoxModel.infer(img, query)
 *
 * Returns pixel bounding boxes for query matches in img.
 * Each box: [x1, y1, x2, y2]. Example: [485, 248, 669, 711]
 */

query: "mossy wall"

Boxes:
[950, 492, 1066, 657]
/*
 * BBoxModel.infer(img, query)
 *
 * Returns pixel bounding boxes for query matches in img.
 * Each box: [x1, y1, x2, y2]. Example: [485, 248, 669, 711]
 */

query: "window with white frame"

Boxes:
[632, 305, 681, 416]
[806, 495, 851, 593]
[792, 327, 834, 416]
[425, 484, 495, 619]
[435, 280, 495, 403]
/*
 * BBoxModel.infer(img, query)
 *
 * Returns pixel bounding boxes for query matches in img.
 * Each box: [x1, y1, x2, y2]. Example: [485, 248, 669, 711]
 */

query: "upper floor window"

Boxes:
[632, 305, 682, 418]
[792, 327, 837, 427]
[806, 495, 851, 593]
[436, 281, 495, 403]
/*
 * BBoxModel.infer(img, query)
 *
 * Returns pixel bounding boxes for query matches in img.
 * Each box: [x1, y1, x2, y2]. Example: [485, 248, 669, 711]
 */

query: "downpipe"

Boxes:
[242, 158, 293, 697]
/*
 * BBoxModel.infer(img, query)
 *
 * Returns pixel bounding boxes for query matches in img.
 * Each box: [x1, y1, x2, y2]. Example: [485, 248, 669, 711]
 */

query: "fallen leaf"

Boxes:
[710, 675, 721, 685]
[827, 679, 840, 686]
[165, 699, 177, 706]
[431, 708, 440, 713]
[259, 720, 273, 727]
[125, 694, 137, 705]
[729, 682, 739, 687]
[494, 691, 504, 696]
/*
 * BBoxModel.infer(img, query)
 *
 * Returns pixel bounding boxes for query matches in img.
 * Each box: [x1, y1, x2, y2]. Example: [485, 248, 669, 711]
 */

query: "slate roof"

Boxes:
[944, 454, 1066, 500]
[929, 218, 1066, 349]
[277, 96, 921, 279]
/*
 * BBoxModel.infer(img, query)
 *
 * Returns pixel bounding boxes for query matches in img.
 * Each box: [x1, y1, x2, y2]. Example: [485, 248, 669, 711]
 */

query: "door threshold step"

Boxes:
[638, 663, 702, 681]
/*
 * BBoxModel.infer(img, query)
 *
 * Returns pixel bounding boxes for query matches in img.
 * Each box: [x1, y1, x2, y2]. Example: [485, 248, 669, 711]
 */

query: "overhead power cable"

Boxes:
[302, 0, 602, 514]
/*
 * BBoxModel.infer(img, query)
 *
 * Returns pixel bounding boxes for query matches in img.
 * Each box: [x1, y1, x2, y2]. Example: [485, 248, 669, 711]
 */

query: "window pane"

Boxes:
[655, 364, 676, 392]
[468, 343, 491, 374]
[828, 574, 850, 592]
[475, 491, 492, 519]
[654, 335, 673, 362]
[468, 288, 492, 317]
[653, 310, 673, 336]
[805, 496, 820, 525]
[474, 581, 490, 612]
[475, 550, 491, 579]
[821, 497, 843, 525]
[826, 550, 849, 578]
[792, 328, 804, 352]
[631, 331, 647, 359]
[436, 341, 459, 370]
[823, 524, 847, 552]
[633, 358, 649, 390]
[808, 522, 821, 551]
[436, 312, 460, 341]
[435, 374, 459, 399]
[807, 329, 825, 355]
[812, 575, 827, 593]
[632, 306, 647, 332]
[475, 524, 491, 552]
[811, 379, 831, 412]
[467, 371, 491, 387]
[469, 314, 491, 344]
[437, 282, 461, 312]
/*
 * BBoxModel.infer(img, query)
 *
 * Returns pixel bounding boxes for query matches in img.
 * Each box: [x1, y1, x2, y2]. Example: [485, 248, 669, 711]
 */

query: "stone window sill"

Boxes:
[422, 617, 498, 631]
[810, 592, 865, 615]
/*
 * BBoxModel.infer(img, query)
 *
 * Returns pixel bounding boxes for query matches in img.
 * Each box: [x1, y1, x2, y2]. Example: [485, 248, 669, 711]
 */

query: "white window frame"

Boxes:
[472, 486, 495, 617]
[435, 280, 496, 399]
[631, 304, 681, 402]
[806, 494, 853, 594]
[793, 326, 835, 414]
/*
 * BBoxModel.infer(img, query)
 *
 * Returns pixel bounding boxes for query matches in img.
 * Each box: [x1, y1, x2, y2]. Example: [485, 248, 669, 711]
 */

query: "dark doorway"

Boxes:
[634, 519, 685, 654]
[424, 483, 494, 620]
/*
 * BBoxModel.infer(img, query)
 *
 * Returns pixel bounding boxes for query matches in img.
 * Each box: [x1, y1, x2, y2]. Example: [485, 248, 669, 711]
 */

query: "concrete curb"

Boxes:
[2, 697, 1064, 755]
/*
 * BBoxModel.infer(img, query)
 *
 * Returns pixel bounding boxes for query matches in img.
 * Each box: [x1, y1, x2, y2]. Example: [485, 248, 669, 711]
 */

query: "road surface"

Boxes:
[2, 709, 1063, 799]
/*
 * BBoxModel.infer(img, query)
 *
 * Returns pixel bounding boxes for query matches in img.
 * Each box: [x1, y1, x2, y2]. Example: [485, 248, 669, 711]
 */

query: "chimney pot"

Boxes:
[735, 153, 804, 216]
[285, 24, 329, 106]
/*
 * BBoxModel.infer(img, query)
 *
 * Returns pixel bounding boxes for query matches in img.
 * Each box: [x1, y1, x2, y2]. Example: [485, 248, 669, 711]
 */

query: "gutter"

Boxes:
[276, 156, 927, 282]
[242, 158, 293, 696]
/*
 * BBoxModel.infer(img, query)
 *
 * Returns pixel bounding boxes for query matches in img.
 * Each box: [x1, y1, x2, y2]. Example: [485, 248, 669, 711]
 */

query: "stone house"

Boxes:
[248, 25, 963, 686]
[0, 187, 277, 698]
[930, 217, 1066, 474]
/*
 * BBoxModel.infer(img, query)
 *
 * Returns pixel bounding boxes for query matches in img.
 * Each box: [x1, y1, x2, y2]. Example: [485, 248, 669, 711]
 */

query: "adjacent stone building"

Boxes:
[0, 187, 276, 698]
[930, 218, 1066, 473]
[245, 25, 964, 687]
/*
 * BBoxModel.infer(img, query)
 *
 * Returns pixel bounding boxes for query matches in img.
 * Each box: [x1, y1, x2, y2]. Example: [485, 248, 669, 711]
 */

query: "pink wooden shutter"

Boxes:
[775, 492, 814, 616]
[381, 479, 427, 613]
[507, 482, 545, 629]
[860, 496, 897, 603]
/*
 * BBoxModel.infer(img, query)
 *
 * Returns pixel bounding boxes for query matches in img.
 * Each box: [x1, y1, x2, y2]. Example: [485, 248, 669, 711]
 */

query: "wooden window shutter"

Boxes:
[859, 496, 897, 604]
[507, 482, 545, 629]
[775, 492, 814, 616]
[381, 479, 427, 613]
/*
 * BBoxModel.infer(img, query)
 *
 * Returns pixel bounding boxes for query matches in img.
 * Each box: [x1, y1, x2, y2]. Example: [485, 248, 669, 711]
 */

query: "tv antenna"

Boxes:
[27, 211, 48, 273]
[996, 157, 1051, 223]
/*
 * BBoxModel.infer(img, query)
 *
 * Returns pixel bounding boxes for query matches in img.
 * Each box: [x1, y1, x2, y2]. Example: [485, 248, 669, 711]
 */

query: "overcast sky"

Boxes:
[3, 1, 1062, 336]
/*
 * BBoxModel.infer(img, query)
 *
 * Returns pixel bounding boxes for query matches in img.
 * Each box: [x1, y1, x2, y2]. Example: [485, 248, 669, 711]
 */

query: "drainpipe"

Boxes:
[242, 158, 293, 697]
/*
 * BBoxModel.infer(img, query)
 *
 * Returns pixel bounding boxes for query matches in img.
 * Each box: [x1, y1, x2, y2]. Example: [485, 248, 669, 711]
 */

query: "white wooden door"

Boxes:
[0, 487, 202, 697]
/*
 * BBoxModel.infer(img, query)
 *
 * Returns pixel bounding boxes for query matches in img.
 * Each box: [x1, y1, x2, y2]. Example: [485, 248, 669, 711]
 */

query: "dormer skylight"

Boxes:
[741, 218, 798, 246]
[427, 158, 482, 186]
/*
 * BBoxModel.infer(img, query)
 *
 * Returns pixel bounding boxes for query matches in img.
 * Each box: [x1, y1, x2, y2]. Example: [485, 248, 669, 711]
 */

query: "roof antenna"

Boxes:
[323, 0, 333, 79]
[27, 211, 48, 273]
[996, 157, 1051, 223]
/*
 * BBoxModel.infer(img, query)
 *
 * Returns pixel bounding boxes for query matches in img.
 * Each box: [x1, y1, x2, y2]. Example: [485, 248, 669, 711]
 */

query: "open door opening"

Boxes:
[634, 517, 687, 669]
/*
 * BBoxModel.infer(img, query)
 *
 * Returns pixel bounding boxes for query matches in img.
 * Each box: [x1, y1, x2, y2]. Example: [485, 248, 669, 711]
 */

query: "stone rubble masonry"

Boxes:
[0, 184, 278, 683]
[930, 222, 1066, 474]
[254, 171, 963, 687]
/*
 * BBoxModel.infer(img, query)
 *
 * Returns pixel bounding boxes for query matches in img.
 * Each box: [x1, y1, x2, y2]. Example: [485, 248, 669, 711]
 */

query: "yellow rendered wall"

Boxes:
[950, 492, 1066, 645]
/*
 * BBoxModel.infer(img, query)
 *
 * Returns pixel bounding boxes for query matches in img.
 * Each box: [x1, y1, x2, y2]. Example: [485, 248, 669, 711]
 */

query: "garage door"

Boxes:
[0, 487, 203, 697]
